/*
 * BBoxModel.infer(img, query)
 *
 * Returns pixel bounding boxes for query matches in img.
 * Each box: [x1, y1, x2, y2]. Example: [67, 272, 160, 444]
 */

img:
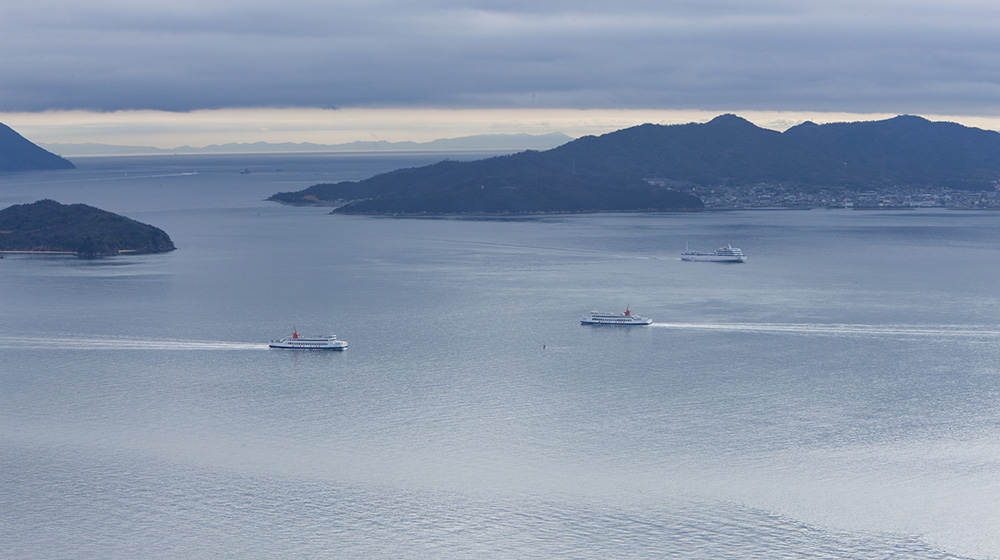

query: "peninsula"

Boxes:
[268, 114, 1000, 214]
[0, 122, 75, 171]
[268, 150, 705, 214]
[0, 200, 176, 258]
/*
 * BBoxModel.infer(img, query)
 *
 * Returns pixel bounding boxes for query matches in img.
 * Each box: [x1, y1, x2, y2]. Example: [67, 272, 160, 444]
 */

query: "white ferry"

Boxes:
[269, 328, 348, 350]
[681, 244, 746, 263]
[581, 306, 653, 325]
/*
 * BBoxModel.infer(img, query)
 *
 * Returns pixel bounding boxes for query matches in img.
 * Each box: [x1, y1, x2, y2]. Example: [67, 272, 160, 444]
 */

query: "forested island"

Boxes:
[0, 122, 75, 171]
[0, 200, 175, 258]
[269, 114, 1000, 215]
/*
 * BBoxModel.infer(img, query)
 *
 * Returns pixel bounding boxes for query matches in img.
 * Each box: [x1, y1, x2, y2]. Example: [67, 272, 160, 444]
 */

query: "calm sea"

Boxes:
[2, 153, 999, 559]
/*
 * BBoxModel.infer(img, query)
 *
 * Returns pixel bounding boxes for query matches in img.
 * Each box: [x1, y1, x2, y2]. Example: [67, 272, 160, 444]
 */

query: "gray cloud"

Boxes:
[4, 1, 1000, 115]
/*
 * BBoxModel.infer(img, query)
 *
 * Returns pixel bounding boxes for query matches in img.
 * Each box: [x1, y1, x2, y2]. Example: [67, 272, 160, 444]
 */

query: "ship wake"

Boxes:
[0, 335, 267, 350]
[650, 322, 1000, 338]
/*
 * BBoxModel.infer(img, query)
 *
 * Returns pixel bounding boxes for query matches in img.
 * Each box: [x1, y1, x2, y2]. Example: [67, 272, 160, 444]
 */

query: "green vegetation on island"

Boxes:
[268, 114, 1000, 215]
[271, 152, 705, 214]
[0, 200, 176, 258]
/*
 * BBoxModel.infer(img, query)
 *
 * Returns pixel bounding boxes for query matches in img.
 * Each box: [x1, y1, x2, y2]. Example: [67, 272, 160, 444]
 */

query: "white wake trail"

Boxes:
[650, 322, 1000, 338]
[0, 335, 267, 350]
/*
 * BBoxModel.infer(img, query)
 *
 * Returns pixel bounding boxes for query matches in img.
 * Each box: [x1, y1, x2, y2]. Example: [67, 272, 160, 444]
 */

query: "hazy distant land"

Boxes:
[39, 132, 573, 157]
[0, 200, 175, 258]
[269, 114, 1000, 215]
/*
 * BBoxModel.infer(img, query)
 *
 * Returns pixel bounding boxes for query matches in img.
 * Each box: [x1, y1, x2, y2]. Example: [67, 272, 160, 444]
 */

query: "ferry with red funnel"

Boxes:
[269, 328, 348, 350]
[581, 306, 653, 325]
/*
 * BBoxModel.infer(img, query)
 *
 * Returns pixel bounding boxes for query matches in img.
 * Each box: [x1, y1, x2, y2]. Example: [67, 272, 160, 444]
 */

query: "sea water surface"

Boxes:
[2, 153, 999, 559]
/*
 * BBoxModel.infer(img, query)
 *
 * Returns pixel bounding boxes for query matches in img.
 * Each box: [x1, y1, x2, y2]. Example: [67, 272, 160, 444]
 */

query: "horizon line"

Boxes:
[5, 107, 1000, 150]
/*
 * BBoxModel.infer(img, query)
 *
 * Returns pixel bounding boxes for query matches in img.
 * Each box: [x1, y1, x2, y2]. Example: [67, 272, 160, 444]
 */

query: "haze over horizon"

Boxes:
[4, 1, 1000, 147]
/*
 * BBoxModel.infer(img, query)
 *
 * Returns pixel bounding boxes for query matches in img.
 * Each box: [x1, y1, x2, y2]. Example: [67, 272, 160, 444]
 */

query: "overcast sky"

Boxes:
[4, 0, 1000, 146]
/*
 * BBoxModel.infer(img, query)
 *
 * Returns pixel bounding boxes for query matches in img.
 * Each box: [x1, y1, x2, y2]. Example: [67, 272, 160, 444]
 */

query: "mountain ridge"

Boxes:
[269, 114, 1000, 215]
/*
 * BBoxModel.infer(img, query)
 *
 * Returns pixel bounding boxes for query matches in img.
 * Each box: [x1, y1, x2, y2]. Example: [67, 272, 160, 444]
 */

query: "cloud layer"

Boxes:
[4, 1, 1000, 115]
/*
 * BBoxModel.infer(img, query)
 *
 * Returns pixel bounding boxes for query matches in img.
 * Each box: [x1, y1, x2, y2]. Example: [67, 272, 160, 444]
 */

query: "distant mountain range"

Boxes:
[268, 114, 1000, 215]
[0, 123, 75, 171]
[39, 132, 573, 156]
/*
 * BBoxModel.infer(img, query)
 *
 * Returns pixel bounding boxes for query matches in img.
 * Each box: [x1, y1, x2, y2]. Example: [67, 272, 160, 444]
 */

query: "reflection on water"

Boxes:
[651, 321, 1000, 337]
[2, 154, 999, 559]
[0, 335, 267, 350]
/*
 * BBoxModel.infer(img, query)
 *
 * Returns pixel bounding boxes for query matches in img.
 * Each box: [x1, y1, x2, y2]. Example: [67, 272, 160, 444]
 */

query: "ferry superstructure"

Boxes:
[581, 306, 653, 325]
[681, 244, 746, 263]
[269, 328, 348, 350]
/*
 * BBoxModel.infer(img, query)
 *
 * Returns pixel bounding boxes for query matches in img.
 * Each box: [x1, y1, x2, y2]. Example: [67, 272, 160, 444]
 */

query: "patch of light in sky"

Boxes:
[3, 107, 999, 148]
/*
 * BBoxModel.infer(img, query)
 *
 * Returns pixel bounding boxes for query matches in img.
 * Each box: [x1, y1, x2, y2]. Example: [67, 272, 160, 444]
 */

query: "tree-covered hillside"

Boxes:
[272, 152, 704, 214]
[0, 123, 75, 171]
[0, 200, 175, 258]
[269, 114, 1000, 215]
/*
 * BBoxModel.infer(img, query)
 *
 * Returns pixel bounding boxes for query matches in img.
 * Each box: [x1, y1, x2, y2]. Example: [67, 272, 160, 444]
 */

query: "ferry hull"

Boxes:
[268, 342, 347, 350]
[681, 254, 746, 263]
[580, 319, 653, 325]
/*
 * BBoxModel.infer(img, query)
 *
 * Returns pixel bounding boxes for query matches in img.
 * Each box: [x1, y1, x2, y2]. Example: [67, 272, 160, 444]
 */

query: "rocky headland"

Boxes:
[0, 122, 75, 172]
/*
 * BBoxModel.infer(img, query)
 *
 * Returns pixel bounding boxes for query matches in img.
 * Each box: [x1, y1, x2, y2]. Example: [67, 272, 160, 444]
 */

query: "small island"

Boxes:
[0, 200, 176, 258]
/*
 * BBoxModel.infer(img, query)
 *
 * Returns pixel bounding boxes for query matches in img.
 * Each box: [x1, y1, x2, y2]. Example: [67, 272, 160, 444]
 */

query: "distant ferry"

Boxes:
[269, 328, 347, 350]
[581, 306, 653, 325]
[681, 244, 746, 263]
